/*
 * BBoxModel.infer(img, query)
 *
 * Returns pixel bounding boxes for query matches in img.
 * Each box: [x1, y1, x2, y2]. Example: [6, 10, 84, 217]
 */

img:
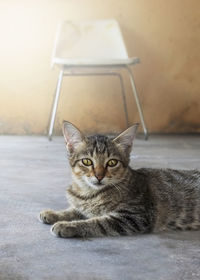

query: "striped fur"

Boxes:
[39, 122, 200, 238]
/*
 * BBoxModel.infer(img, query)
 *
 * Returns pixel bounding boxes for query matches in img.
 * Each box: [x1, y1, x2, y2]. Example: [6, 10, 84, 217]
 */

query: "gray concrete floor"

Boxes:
[0, 135, 200, 280]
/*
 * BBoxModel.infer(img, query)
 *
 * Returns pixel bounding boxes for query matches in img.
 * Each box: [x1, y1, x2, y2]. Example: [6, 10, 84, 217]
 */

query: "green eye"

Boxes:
[82, 158, 93, 166]
[107, 159, 118, 167]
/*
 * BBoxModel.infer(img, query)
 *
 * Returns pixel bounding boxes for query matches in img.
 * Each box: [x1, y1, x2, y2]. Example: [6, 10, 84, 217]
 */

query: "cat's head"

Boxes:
[62, 121, 138, 190]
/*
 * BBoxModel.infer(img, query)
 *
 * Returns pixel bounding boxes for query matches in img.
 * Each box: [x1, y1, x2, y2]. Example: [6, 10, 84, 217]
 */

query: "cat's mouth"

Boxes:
[93, 181, 103, 186]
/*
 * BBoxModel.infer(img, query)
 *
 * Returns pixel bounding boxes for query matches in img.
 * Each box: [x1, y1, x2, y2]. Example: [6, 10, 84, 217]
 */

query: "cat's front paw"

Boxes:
[39, 210, 59, 225]
[51, 222, 78, 238]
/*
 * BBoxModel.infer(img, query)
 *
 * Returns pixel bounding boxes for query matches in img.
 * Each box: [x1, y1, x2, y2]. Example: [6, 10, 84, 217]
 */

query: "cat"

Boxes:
[39, 121, 200, 238]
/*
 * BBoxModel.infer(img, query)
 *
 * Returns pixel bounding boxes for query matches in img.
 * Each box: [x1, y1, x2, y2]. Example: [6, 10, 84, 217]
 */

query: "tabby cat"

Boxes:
[39, 121, 200, 238]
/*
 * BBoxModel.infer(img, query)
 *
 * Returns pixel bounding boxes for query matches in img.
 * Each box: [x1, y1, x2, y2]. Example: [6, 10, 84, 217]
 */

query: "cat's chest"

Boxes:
[66, 189, 119, 217]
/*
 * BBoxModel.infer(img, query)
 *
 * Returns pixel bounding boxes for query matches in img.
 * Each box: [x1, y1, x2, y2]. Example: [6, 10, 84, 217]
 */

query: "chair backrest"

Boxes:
[52, 19, 129, 66]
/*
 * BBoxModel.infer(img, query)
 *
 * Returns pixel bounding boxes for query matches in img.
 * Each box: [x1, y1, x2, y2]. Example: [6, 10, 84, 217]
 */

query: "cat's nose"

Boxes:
[95, 167, 105, 182]
[95, 174, 104, 182]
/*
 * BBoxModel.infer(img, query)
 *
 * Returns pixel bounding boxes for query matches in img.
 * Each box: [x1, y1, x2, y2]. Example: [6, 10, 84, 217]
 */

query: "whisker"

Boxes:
[111, 183, 122, 196]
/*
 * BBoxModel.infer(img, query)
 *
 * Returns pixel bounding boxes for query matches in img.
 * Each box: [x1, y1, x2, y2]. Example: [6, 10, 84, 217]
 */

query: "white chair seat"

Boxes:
[53, 57, 140, 67]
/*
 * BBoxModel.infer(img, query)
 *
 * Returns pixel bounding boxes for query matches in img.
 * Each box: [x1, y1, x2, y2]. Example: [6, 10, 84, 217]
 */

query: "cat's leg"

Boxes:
[39, 208, 85, 225]
[51, 213, 149, 238]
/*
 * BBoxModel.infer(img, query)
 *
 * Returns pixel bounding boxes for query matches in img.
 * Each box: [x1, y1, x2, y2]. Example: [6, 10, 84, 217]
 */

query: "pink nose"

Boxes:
[95, 174, 104, 182]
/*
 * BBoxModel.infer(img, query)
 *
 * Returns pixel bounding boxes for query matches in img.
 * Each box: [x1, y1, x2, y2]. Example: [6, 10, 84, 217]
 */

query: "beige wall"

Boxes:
[0, 0, 200, 135]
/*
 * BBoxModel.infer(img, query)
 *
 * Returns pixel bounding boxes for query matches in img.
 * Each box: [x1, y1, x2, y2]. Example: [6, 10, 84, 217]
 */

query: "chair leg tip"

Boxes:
[144, 132, 149, 140]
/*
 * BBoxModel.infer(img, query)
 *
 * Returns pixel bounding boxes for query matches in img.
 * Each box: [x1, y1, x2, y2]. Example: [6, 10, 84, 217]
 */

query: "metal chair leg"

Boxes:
[116, 73, 129, 128]
[126, 66, 148, 140]
[48, 69, 64, 140]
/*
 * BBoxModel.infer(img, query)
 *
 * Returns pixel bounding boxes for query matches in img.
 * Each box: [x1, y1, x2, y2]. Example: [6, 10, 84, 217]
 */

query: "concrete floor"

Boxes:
[0, 135, 200, 280]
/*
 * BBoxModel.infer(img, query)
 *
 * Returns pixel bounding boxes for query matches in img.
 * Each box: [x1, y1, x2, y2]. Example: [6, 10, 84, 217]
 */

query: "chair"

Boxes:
[48, 19, 148, 140]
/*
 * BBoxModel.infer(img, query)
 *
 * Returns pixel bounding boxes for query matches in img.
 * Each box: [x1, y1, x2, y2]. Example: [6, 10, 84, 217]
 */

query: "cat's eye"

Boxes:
[82, 158, 93, 166]
[107, 159, 118, 167]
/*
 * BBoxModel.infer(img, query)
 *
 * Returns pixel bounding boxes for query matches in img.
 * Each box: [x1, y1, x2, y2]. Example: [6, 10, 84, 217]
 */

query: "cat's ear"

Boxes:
[112, 124, 139, 153]
[62, 121, 86, 154]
